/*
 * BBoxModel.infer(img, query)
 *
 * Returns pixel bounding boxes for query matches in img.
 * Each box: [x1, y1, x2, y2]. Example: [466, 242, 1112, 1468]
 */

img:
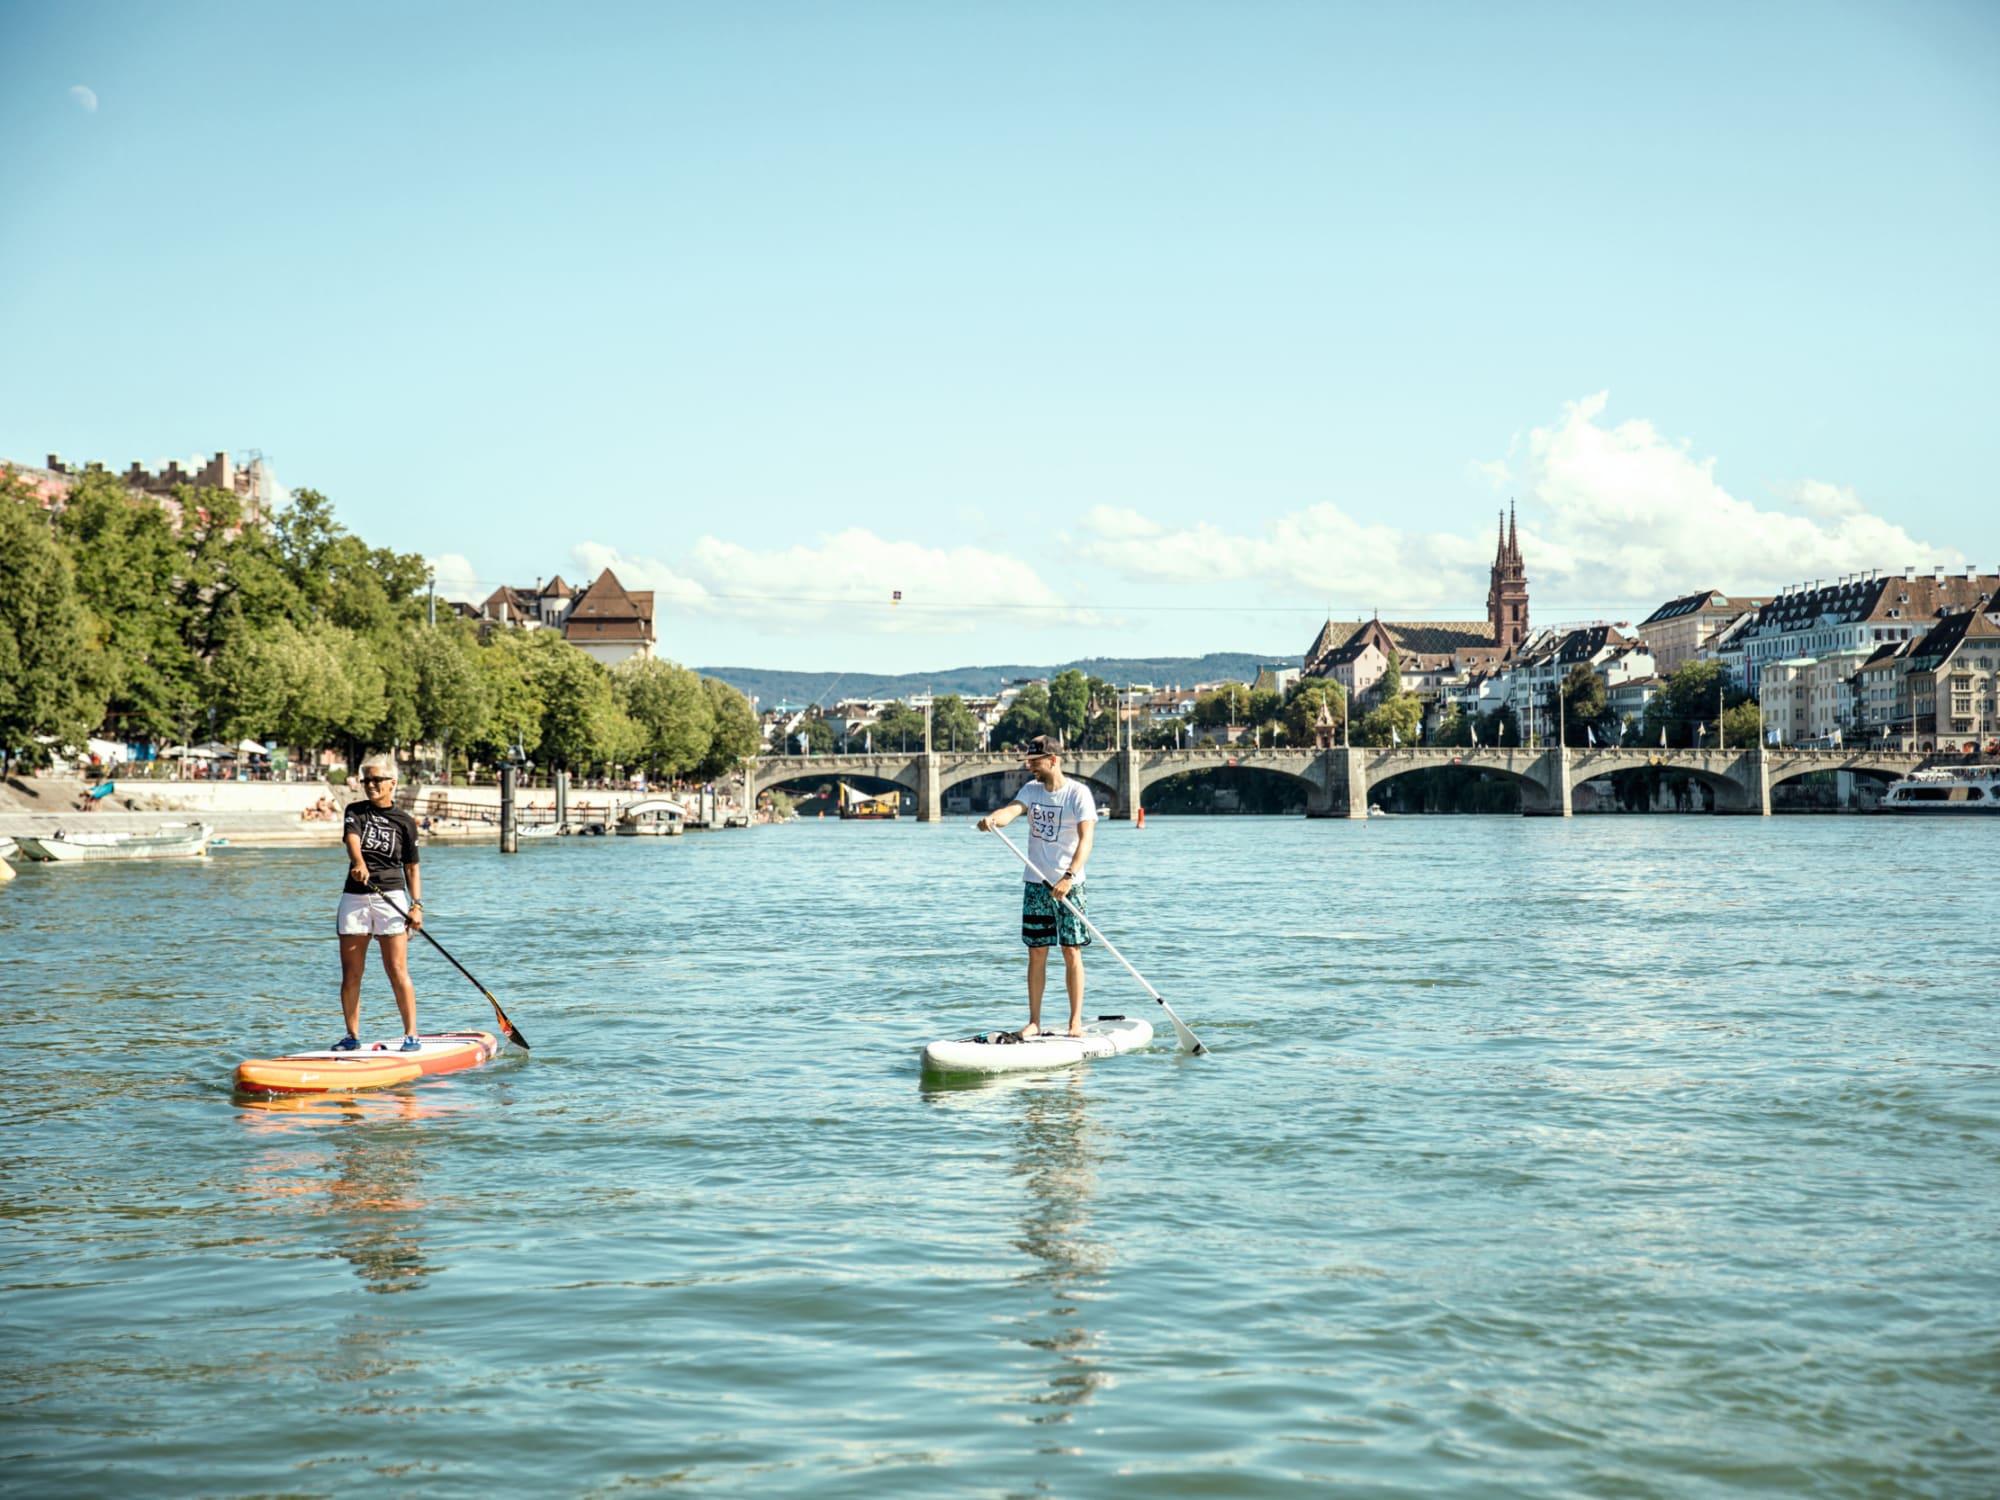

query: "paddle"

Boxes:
[368, 881, 531, 1050]
[988, 827, 1209, 1056]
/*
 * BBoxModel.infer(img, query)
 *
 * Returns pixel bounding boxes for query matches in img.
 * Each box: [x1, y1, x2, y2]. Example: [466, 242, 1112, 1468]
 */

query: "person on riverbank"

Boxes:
[975, 734, 1095, 1038]
[335, 759, 423, 1052]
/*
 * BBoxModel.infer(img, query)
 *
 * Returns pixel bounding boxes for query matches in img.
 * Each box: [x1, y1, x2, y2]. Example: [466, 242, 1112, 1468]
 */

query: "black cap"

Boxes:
[1022, 733, 1064, 756]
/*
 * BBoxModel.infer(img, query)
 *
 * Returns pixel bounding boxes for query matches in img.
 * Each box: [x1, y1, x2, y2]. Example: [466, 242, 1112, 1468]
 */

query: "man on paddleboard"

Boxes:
[335, 758, 424, 1052]
[976, 734, 1095, 1038]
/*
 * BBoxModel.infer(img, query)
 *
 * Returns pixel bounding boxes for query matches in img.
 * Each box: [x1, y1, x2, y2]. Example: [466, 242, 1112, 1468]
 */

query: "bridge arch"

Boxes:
[1365, 759, 1555, 814]
[1568, 753, 1755, 812]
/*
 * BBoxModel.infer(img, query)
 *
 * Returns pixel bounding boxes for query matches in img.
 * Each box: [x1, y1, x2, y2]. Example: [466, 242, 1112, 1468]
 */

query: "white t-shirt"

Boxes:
[1012, 777, 1096, 883]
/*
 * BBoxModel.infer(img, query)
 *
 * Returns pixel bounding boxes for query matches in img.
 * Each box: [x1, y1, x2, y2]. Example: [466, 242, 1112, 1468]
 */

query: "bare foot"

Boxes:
[1020, 1022, 1041, 1038]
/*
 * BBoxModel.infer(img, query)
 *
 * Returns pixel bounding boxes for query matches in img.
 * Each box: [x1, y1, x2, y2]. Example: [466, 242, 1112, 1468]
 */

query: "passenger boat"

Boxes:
[14, 822, 213, 861]
[1878, 766, 2000, 813]
[837, 783, 899, 820]
[615, 797, 686, 836]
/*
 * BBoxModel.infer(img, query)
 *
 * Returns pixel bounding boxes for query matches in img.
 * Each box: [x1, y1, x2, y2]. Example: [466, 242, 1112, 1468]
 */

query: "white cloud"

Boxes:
[425, 552, 484, 603]
[1079, 392, 1961, 614]
[1504, 392, 1959, 599]
[69, 85, 97, 113]
[571, 529, 1097, 634]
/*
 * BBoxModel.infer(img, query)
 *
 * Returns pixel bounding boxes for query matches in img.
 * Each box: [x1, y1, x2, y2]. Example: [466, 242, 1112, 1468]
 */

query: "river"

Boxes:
[3, 814, 1995, 1497]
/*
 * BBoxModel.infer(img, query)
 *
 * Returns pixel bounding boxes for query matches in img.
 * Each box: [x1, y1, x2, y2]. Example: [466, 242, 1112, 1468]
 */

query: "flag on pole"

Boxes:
[1391, 726, 1400, 746]
[796, 732, 807, 754]
[1586, 725, 1596, 746]
[864, 730, 872, 752]
[1660, 726, 1667, 748]
[892, 590, 902, 606]
[1470, 724, 1479, 746]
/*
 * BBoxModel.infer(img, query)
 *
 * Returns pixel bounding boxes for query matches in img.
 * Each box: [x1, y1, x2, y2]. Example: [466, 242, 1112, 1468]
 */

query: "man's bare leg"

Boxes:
[1024, 945, 1049, 1037]
[1060, 944, 1085, 1036]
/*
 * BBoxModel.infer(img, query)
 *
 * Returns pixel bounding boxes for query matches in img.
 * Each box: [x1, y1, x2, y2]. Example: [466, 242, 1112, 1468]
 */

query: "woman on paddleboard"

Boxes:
[334, 758, 424, 1052]
[976, 734, 1096, 1038]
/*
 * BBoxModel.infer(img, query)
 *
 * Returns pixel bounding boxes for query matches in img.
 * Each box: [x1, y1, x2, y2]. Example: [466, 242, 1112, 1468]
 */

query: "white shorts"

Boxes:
[336, 890, 411, 937]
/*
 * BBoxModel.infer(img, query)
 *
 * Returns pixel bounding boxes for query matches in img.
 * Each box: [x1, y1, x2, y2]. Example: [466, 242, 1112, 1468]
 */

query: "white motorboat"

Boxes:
[1878, 766, 2000, 813]
[14, 822, 213, 861]
[616, 797, 687, 836]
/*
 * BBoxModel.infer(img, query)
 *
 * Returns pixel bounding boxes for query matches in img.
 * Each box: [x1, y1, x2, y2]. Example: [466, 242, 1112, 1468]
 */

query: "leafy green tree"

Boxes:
[469, 630, 545, 766]
[1354, 692, 1422, 747]
[1642, 659, 1749, 748]
[990, 683, 1053, 748]
[870, 701, 928, 751]
[1280, 678, 1346, 744]
[1547, 663, 1610, 746]
[932, 693, 979, 751]
[1431, 704, 1473, 746]
[525, 633, 624, 773]
[52, 470, 196, 742]
[695, 677, 761, 779]
[1380, 649, 1403, 700]
[412, 621, 490, 772]
[1048, 669, 1090, 745]
[212, 618, 375, 753]
[0, 489, 104, 764]
[613, 656, 713, 777]
[787, 715, 835, 754]
[1720, 700, 1762, 749]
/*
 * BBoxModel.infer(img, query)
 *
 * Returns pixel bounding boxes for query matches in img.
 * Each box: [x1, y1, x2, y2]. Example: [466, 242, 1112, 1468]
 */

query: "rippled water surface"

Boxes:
[4, 815, 1997, 1497]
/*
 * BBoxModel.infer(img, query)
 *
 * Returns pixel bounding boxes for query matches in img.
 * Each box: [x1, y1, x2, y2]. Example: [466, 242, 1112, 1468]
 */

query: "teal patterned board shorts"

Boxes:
[1021, 880, 1091, 949]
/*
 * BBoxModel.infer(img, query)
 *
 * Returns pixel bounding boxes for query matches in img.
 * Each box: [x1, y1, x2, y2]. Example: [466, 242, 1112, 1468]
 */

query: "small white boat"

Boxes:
[1878, 766, 2000, 813]
[921, 1015, 1153, 1077]
[14, 822, 212, 861]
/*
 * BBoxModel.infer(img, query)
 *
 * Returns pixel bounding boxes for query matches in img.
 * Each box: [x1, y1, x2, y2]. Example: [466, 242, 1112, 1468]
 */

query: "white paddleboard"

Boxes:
[921, 1016, 1153, 1076]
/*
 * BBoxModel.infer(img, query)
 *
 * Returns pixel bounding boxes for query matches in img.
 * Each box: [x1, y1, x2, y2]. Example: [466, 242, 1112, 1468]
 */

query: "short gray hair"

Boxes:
[359, 757, 397, 782]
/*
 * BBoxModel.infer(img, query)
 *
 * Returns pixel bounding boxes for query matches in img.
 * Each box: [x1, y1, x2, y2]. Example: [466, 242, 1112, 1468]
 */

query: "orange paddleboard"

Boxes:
[234, 1031, 502, 1095]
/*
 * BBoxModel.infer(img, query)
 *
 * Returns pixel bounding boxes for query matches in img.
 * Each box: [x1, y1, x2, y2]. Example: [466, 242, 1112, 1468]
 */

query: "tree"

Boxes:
[1048, 669, 1090, 746]
[990, 684, 1053, 748]
[526, 633, 625, 773]
[791, 715, 835, 754]
[612, 656, 713, 777]
[695, 677, 761, 779]
[469, 630, 545, 767]
[1354, 693, 1421, 747]
[1549, 663, 1609, 746]
[52, 470, 197, 742]
[871, 701, 928, 751]
[0, 490, 103, 764]
[932, 693, 979, 751]
[411, 621, 490, 771]
[1642, 659, 1750, 748]
[1431, 704, 1473, 747]
[1380, 649, 1403, 701]
[1720, 700, 1762, 749]
[1280, 678, 1346, 744]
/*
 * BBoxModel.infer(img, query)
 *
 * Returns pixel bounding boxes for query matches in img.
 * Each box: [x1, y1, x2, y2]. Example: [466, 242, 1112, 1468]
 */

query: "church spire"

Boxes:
[1507, 500, 1519, 561]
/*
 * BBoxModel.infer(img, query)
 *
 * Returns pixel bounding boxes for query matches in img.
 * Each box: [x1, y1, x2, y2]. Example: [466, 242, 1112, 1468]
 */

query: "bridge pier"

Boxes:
[916, 753, 942, 823]
[1111, 747, 1137, 819]
[1520, 747, 1572, 817]
[1303, 748, 1368, 817]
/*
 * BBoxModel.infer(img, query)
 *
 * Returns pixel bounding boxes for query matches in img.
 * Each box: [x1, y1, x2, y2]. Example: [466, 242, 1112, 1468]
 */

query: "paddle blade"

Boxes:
[487, 994, 530, 1051]
[1156, 997, 1208, 1055]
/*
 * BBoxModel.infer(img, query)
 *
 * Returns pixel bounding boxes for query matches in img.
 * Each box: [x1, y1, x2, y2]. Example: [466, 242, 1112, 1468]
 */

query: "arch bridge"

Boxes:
[747, 746, 1929, 819]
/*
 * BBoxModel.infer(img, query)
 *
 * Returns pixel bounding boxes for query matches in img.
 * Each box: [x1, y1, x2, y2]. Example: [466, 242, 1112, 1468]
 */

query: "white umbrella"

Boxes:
[235, 739, 269, 757]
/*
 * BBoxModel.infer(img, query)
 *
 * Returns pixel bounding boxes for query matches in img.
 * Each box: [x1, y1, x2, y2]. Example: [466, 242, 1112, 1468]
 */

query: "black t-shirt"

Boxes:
[342, 802, 421, 894]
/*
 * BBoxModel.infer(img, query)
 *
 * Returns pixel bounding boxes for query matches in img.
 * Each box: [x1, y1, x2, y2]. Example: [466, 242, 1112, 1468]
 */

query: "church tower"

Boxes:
[1486, 502, 1529, 654]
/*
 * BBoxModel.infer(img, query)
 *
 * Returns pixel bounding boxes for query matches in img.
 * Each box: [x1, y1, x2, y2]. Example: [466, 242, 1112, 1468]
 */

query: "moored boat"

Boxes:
[1878, 766, 2000, 813]
[615, 797, 686, 836]
[14, 822, 213, 861]
[838, 783, 899, 820]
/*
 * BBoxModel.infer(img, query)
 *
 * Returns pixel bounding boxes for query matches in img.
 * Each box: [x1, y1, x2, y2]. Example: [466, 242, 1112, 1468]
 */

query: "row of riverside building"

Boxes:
[1295, 506, 2000, 751]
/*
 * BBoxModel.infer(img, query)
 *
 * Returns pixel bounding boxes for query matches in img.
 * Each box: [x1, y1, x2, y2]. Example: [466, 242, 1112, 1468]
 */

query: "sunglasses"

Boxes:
[361, 776, 394, 785]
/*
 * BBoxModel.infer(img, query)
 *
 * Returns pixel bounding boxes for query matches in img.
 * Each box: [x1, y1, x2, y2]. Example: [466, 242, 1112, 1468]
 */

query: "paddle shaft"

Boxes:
[369, 882, 530, 1050]
[989, 827, 1208, 1055]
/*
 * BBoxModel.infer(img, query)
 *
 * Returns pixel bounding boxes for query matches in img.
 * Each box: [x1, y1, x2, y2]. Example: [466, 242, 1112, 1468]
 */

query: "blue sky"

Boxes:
[3, 1, 1995, 671]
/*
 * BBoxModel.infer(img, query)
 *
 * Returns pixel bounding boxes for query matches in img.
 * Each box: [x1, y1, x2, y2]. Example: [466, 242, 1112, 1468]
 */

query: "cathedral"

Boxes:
[1302, 505, 1530, 698]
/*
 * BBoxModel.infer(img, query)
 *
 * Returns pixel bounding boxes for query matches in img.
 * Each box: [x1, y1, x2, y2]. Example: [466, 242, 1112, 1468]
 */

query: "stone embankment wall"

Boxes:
[0, 776, 345, 845]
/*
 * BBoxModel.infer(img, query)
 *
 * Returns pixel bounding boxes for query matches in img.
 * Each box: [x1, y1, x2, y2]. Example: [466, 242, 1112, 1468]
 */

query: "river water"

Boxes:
[3, 815, 1996, 1497]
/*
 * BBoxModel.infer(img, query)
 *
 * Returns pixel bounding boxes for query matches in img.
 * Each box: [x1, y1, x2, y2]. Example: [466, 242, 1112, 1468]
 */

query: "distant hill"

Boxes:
[698, 653, 1301, 708]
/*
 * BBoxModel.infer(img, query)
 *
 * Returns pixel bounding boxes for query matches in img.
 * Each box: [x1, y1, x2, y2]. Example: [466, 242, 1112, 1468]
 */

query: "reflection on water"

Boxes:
[1010, 1074, 1113, 1433]
[926, 1070, 1114, 1443]
[236, 1089, 457, 1294]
